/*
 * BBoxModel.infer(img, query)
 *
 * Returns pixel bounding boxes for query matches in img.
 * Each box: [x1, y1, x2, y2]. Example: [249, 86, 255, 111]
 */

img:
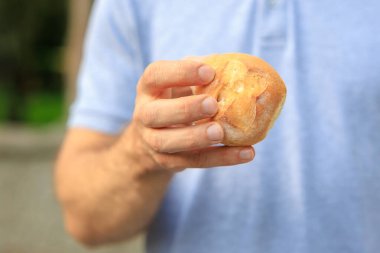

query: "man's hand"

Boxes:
[130, 60, 255, 173]
[55, 59, 254, 247]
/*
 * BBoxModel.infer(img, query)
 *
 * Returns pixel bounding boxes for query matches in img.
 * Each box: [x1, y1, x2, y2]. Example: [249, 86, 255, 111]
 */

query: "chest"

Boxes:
[139, 0, 380, 104]
[143, 1, 379, 58]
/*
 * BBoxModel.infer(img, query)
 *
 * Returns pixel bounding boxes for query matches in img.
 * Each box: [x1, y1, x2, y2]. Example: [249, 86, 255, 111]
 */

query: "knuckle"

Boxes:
[139, 105, 157, 126]
[177, 100, 192, 121]
[192, 150, 208, 167]
[141, 128, 152, 146]
[154, 155, 183, 172]
[144, 62, 157, 77]
[142, 62, 162, 89]
[134, 105, 145, 123]
[144, 129, 163, 152]
[150, 133, 164, 153]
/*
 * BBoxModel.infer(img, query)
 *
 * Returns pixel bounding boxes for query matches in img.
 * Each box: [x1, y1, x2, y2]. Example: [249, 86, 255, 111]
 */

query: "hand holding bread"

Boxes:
[132, 53, 285, 171]
[133, 58, 255, 172]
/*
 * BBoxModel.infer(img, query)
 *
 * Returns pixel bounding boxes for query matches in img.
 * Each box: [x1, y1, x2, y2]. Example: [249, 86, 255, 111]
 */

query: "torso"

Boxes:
[128, 1, 380, 252]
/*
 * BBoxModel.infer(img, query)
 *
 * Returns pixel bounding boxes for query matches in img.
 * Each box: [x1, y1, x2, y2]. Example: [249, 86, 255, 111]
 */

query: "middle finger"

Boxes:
[144, 122, 224, 153]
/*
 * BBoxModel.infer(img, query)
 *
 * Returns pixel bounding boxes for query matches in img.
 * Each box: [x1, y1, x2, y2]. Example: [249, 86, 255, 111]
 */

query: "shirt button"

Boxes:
[268, 0, 279, 8]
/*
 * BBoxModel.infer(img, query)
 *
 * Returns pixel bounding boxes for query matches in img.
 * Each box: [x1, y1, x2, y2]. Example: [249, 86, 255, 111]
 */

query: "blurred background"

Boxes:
[0, 1, 143, 252]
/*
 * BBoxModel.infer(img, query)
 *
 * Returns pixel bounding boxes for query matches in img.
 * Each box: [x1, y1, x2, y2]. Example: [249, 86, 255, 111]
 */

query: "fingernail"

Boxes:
[198, 65, 215, 83]
[206, 124, 223, 142]
[202, 97, 218, 115]
[239, 149, 254, 160]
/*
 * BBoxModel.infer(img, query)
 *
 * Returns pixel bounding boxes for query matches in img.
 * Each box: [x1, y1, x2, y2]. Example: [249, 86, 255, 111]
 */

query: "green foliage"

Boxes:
[0, 83, 11, 121]
[0, 0, 68, 124]
[24, 92, 64, 126]
[0, 86, 64, 125]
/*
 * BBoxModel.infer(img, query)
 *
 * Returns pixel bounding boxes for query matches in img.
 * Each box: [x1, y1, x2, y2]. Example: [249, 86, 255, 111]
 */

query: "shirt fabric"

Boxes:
[69, 0, 380, 252]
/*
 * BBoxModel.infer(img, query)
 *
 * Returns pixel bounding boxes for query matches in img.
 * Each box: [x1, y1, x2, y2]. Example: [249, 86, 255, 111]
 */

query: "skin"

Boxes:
[55, 60, 255, 246]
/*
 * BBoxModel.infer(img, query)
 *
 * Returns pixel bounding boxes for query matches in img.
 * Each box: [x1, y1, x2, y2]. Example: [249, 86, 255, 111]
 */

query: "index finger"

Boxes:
[139, 60, 215, 95]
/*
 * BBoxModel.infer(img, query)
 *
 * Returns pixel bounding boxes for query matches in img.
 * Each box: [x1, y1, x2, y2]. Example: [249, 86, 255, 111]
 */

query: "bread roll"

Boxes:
[193, 53, 286, 146]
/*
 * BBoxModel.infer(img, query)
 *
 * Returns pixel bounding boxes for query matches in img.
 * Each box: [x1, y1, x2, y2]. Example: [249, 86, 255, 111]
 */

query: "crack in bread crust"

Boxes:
[215, 60, 268, 132]
[193, 53, 286, 146]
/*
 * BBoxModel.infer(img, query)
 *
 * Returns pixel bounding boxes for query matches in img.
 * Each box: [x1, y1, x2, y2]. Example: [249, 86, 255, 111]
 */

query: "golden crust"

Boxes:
[194, 53, 287, 146]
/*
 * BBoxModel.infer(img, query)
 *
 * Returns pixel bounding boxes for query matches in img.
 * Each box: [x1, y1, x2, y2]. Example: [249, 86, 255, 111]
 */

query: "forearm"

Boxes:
[56, 59, 255, 246]
[55, 124, 172, 246]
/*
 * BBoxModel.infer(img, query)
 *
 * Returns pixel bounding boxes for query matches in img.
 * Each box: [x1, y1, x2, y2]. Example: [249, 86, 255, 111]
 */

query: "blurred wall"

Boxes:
[64, 0, 93, 107]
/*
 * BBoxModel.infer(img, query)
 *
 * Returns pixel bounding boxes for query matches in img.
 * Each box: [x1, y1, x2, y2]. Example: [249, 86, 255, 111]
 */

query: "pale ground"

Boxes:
[0, 125, 144, 253]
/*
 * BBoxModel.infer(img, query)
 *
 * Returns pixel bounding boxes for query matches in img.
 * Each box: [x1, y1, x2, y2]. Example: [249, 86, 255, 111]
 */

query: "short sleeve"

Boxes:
[68, 0, 144, 134]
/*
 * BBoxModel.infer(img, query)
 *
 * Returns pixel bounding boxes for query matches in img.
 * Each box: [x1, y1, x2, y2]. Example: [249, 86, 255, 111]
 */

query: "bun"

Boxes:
[193, 53, 286, 146]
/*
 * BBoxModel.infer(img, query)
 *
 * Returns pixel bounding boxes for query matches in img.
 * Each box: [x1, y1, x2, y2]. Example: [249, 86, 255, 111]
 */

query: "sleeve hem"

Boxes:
[67, 109, 130, 135]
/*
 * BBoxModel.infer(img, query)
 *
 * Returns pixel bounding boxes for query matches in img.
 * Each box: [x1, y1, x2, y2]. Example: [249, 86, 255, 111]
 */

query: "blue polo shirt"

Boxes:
[69, 0, 380, 252]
